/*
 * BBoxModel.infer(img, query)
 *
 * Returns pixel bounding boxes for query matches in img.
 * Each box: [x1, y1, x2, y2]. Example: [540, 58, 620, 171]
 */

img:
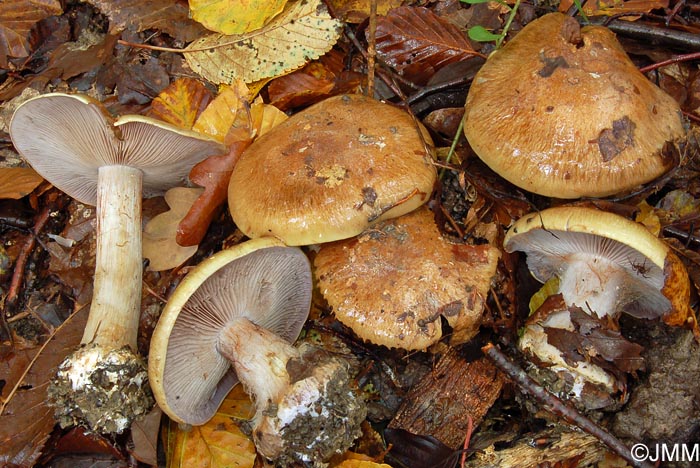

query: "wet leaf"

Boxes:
[559, 0, 668, 17]
[148, 78, 213, 129]
[657, 190, 700, 220]
[192, 81, 251, 142]
[249, 98, 289, 137]
[0, 0, 62, 68]
[0, 167, 44, 199]
[128, 407, 162, 465]
[184, 0, 343, 84]
[84, 0, 205, 41]
[143, 187, 203, 271]
[0, 306, 88, 467]
[165, 385, 256, 468]
[177, 139, 252, 247]
[189, 0, 287, 35]
[373, 6, 480, 85]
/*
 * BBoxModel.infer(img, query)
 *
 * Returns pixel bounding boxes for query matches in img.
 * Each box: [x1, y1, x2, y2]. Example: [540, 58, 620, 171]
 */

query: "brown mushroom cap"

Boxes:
[503, 206, 692, 324]
[228, 94, 437, 246]
[148, 237, 312, 425]
[9, 93, 226, 205]
[464, 13, 685, 198]
[314, 206, 500, 350]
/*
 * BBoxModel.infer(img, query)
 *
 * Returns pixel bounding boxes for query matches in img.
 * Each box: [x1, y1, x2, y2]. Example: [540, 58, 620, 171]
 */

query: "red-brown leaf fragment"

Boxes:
[372, 6, 480, 85]
[177, 139, 251, 246]
[0, 0, 62, 68]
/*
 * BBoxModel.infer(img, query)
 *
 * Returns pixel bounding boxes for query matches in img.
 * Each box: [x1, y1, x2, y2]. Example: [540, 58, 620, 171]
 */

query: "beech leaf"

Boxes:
[189, 0, 287, 35]
[0, 0, 63, 68]
[184, 0, 343, 84]
[0, 167, 44, 199]
[373, 6, 480, 84]
[165, 385, 256, 468]
[177, 139, 252, 247]
[143, 187, 203, 271]
[148, 78, 213, 130]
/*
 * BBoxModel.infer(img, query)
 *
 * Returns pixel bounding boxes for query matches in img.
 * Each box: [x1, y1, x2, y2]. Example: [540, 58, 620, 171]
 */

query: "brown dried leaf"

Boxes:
[148, 77, 213, 130]
[84, 0, 206, 41]
[558, 0, 668, 18]
[143, 187, 203, 271]
[177, 139, 251, 246]
[184, 0, 342, 84]
[373, 6, 480, 85]
[0, 0, 62, 68]
[0, 167, 44, 199]
[0, 306, 89, 467]
[328, 0, 403, 23]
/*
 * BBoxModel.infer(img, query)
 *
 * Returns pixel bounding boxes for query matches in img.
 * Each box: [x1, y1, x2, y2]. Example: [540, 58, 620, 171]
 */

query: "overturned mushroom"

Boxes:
[315, 206, 500, 350]
[464, 13, 685, 198]
[148, 238, 366, 465]
[9, 93, 226, 433]
[503, 206, 694, 325]
[228, 94, 437, 246]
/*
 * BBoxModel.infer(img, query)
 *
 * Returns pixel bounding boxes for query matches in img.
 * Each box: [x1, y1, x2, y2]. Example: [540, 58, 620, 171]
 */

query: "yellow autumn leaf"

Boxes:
[528, 276, 560, 317]
[143, 187, 203, 271]
[192, 80, 251, 142]
[635, 200, 661, 236]
[165, 385, 256, 468]
[189, 0, 287, 35]
[0, 167, 43, 199]
[250, 98, 288, 137]
[184, 0, 342, 84]
[149, 77, 213, 130]
[333, 459, 394, 468]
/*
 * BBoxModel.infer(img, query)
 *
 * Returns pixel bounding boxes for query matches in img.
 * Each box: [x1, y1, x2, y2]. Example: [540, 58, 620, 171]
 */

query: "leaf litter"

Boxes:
[1, 0, 700, 467]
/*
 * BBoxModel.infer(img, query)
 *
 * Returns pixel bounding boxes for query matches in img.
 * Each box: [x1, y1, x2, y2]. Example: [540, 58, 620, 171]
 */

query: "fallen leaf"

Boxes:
[84, 0, 206, 41]
[559, 0, 669, 18]
[0, 0, 62, 68]
[328, 0, 403, 23]
[657, 189, 700, 220]
[267, 49, 363, 111]
[189, 0, 287, 35]
[143, 187, 203, 271]
[249, 98, 289, 137]
[373, 6, 481, 85]
[148, 78, 213, 130]
[165, 385, 256, 468]
[192, 81, 252, 142]
[184, 0, 343, 84]
[128, 407, 162, 465]
[0, 167, 44, 199]
[177, 139, 252, 247]
[0, 306, 89, 467]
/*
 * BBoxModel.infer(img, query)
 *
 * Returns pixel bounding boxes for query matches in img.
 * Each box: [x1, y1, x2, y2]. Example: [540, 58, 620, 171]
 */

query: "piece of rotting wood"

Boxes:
[388, 346, 504, 448]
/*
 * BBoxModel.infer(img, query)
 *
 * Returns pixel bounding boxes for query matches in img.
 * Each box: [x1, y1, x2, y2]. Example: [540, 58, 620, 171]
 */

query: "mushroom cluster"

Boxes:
[464, 12, 685, 198]
[9, 93, 226, 433]
[149, 238, 366, 465]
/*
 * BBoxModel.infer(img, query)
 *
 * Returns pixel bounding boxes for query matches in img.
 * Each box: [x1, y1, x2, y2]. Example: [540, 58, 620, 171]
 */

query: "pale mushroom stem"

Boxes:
[217, 316, 301, 413]
[558, 255, 625, 319]
[81, 165, 143, 349]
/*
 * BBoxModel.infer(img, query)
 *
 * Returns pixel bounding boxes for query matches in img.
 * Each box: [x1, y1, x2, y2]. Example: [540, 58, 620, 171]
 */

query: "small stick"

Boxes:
[481, 342, 656, 468]
[6, 204, 53, 308]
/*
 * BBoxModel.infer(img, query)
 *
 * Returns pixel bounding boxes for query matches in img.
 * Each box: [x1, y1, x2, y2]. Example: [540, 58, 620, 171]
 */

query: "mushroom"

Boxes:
[9, 93, 226, 433]
[228, 93, 437, 246]
[464, 13, 685, 198]
[503, 206, 695, 326]
[148, 237, 366, 465]
[314, 206, 500, 350]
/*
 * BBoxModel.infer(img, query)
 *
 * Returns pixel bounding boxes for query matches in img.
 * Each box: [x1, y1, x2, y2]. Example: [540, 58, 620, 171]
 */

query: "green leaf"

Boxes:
[467, 25, 502, 42]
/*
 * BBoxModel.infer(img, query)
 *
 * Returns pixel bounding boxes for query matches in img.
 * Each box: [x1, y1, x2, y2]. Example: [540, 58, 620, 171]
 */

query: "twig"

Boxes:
[481, 342, 656, 468]
[584, 16, 700, 49]
[639, 51, 700, 73]
[460, 414, 473, 468]
[6, 204, 53, 308]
